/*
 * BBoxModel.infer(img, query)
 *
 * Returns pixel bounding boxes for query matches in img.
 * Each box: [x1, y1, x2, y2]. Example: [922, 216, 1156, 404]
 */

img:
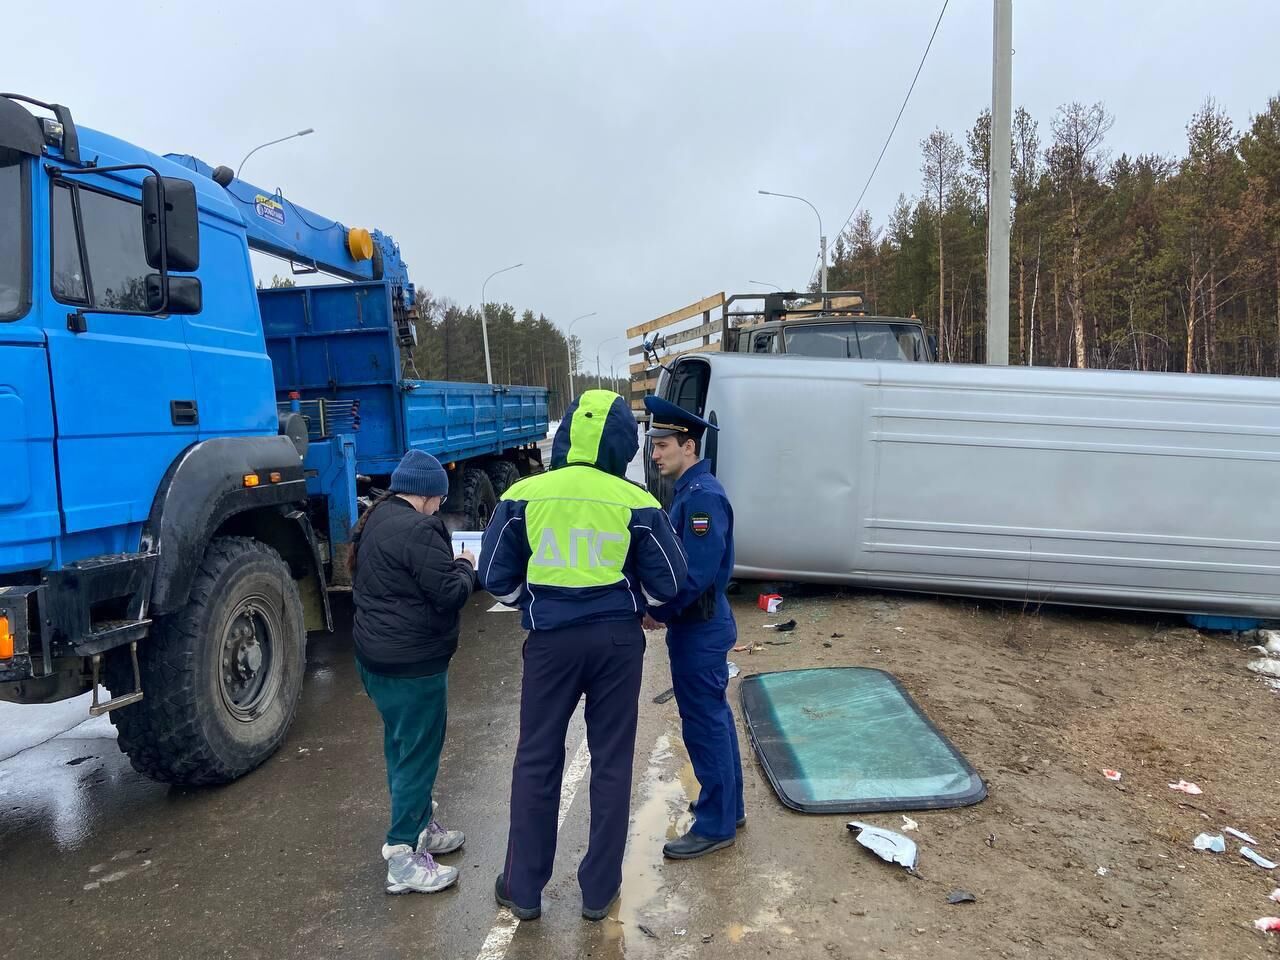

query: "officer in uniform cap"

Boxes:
[643, 396, 746, 859]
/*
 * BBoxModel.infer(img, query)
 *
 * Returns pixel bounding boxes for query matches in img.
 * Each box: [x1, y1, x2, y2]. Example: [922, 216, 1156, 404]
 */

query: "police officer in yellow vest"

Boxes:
[479, 390, 687, 922]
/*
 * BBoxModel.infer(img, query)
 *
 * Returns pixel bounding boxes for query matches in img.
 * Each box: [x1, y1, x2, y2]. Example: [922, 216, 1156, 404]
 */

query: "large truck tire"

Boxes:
[107, 537, 307, 785]
[485, 460, 521, 498]
[460, 467, 497, 530]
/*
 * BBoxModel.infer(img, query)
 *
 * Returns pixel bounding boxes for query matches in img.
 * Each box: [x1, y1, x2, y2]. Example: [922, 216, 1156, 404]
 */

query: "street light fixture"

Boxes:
[236, 128, 315, 179]
[758, 189, 827, 296]
[749, 279, 783, 291]
[565, 311, 597, 404]
[481, 262, 523, 385]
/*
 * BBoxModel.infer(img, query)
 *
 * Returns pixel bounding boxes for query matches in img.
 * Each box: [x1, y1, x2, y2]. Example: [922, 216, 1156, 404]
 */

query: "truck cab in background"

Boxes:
[724, 291, 936, 362]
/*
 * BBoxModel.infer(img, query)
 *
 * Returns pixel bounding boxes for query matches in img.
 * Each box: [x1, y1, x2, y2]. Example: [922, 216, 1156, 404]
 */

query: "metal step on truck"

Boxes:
[0, 94, 547, 784]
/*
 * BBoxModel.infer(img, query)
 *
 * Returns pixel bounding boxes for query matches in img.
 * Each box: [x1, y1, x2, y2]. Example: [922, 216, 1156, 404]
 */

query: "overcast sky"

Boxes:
[8, 0, 1279, 367]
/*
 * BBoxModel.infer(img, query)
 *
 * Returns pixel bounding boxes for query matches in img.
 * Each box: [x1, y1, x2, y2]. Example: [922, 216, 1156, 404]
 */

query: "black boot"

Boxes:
[494, 874, 541, 921]
[663, 829, 736, 860]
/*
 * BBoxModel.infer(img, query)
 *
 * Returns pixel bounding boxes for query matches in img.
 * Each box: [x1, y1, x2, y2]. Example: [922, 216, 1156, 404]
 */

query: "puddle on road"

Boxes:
[601, 732, 697, 956]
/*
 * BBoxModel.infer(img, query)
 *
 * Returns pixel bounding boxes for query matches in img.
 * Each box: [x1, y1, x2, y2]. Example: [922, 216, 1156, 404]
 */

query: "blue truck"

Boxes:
[0, 94, 548, 784]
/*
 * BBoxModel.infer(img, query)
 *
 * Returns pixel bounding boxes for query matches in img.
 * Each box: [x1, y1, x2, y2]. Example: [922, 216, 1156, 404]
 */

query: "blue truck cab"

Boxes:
[0, 95, 547, 784]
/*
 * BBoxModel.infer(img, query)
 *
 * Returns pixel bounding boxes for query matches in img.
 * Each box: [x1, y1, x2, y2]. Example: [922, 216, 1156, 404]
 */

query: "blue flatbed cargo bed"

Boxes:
[259, 282, 549, 475]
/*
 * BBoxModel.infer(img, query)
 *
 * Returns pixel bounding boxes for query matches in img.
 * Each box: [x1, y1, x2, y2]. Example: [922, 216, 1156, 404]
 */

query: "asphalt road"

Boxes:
[0, 592, 761, 960]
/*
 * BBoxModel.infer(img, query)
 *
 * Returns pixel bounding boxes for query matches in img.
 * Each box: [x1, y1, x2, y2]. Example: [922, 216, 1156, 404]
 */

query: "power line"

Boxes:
[831, 0, 950, 243]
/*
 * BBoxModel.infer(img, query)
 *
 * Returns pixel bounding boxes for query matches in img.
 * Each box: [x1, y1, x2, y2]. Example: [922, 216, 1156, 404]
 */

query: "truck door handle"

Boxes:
[170, 400, 199, 426]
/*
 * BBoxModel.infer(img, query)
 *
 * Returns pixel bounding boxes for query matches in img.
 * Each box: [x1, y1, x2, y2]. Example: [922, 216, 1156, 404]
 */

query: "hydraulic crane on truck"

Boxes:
[165, 152, 421, 349]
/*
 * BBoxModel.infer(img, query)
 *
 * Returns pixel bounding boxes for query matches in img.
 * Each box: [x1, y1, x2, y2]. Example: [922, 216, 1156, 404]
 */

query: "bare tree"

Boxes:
[1013, 107, 1041, 364]
[921, 128, 965, 359]
[1047, 101, 1114, 367]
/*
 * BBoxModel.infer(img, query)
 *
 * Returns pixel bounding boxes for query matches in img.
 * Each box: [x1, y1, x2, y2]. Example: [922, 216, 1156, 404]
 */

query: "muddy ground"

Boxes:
[621, 587, 1280, 960]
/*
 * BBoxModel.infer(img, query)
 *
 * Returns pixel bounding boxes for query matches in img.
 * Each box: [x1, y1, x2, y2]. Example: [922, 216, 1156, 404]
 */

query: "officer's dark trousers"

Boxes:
[503, 619, 645, 911]
[669, 624, 745, 841]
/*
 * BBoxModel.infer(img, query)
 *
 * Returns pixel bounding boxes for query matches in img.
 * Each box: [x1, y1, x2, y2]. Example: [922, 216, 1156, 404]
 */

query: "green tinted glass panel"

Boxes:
[739, 667, 986, 813]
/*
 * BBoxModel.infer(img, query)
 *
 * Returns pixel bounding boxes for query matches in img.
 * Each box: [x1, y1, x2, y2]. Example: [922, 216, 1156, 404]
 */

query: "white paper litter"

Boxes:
[1242, 847, 1278, 870]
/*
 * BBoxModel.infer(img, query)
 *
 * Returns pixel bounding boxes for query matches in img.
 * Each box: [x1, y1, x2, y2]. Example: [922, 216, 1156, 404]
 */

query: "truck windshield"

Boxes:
[0, 155, 29, 321]
[784, 321, 927, 361]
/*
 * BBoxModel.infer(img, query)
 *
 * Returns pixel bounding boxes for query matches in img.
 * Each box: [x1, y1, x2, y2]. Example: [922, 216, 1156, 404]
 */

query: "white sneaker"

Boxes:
[417, 801, 465, 855]
[382, 843, 459, 894]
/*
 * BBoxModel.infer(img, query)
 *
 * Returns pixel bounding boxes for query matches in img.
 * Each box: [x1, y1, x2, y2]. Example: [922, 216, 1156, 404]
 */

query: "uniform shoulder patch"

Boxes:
[690, 512, 712, 536]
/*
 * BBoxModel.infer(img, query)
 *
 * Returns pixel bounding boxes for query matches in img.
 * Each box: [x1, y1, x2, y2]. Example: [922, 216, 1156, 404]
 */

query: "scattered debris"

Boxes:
[1247, 658, 1280, 679]
[673, 929, 687, 937]
[1102, 769, 1122, 781]
[701, 934, 714, 943]
[831, 632, 845, 639]
[757, 593, 783, 614]
[652, 688, 675, 705]
[823, 641, 833, 648]
[733, 644, 751, 652]
[1270, 889, 1280, 903]
[1254, 917, 1280, 933]
[1096, 867, 1109, 877]
[901, 816, 918, 832]
[1225, 827, 1259, 845]
[947, 890, 977, 905]
[847, 821, 918, 872]
[985, 834, 997, 848]
[764, 639, 794, 646]
[1168, 780, 1203, 795]
[1193, 833, 1226, 853]
[727, 661, 740, 680]
[1243, 848, 1278, 870]
[638, 924, 658, 939]
[764, 619, 796, 632]
[65, 756, 96, 767]
[1251, 630, 1280, 655]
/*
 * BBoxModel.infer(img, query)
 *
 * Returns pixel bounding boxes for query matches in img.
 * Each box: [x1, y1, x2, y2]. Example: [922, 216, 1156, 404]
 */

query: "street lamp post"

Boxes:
[758, 190, 826, 297]
[481, 262, 523, 385]
[236, 128, 315, 179]
[609, 348, 630, 394]
[565, 311, 597, 405]
[596, 336, 620, 389]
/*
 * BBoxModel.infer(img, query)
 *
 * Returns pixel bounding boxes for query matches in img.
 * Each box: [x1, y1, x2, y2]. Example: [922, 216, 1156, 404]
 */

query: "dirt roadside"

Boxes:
[622, 587, 1280, 960]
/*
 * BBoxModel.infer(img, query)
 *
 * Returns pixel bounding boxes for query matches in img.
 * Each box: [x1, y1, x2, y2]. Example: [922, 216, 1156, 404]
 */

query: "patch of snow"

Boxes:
[0, 689, 114, 762]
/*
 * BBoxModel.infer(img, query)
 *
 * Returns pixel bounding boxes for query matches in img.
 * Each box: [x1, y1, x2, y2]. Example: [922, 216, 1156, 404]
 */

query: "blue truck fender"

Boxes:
[143, 436, 325, 627]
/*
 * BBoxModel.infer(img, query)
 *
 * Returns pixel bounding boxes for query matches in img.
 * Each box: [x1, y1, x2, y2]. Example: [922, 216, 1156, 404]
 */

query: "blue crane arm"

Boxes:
[163, 153, 414, 308]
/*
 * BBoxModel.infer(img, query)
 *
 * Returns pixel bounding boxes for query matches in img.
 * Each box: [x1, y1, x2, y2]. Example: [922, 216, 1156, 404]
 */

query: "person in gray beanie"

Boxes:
[349, 449, 477, 894]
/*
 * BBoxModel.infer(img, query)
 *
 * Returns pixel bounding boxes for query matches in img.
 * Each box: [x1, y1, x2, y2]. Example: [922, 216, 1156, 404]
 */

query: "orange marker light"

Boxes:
[0, 614, 13, 660]
[243, 474, 261, 488]
[269, 472, 282, 483]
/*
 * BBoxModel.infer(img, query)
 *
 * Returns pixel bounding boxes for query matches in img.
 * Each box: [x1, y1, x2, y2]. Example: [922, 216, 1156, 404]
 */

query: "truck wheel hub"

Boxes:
[219, 599, 278, 719]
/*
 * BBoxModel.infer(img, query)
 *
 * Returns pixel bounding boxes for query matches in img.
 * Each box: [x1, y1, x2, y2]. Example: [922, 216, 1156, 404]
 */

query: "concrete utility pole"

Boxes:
[985, 0, 1012, 365]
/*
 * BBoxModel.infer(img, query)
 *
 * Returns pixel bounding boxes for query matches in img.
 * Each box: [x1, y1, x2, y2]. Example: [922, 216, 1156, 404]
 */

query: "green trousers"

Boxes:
[358, 663, 449, 848]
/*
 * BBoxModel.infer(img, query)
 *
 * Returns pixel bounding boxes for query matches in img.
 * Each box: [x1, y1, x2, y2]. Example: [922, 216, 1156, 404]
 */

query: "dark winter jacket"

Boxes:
[352, 497, 476, 677]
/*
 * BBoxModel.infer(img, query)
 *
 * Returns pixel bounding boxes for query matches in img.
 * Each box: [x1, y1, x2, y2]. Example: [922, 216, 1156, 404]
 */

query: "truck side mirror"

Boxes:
[142, 175, 200, 272]
[146, 274, 203, 315]
[928, 334, 939, 360]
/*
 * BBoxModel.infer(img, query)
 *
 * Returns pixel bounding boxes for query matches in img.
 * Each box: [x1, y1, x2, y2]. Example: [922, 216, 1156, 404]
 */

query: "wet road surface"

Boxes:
[0, 593, 778, 960]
